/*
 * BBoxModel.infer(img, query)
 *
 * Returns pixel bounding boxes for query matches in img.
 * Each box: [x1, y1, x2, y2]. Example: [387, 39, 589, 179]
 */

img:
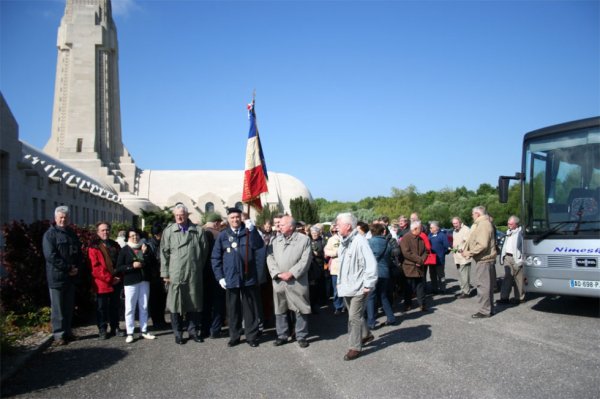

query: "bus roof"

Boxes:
[524, 116, 600, 142]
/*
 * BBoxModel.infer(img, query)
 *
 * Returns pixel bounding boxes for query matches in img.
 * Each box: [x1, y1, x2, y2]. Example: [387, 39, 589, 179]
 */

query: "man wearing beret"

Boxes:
[211, 207, 264, 347]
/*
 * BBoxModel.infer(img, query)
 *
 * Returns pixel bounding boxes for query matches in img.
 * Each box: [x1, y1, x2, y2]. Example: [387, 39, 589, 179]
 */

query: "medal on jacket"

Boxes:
[231, 242, 238, 249]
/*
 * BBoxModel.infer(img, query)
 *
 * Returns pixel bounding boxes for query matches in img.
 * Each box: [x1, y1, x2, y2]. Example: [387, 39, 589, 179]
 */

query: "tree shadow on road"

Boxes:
[1, 347, 127, 398]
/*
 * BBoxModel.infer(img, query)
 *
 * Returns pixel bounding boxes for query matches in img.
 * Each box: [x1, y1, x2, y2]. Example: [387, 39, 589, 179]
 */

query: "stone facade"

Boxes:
[0, 93, 126, 226]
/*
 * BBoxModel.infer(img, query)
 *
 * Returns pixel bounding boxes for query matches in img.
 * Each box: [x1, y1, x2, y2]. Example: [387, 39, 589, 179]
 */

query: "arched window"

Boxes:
[205, 202, 215, 213]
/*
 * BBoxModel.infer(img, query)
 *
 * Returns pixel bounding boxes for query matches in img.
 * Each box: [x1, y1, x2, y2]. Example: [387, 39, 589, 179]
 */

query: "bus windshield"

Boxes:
[523, 126, 600, 238]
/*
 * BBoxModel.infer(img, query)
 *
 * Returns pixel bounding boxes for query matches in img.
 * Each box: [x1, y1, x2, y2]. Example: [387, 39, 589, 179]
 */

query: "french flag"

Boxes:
[242, 99, 268, 210]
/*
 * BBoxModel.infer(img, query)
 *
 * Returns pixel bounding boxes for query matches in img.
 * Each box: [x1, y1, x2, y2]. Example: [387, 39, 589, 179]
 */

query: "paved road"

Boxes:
[2, 260, 599, 399]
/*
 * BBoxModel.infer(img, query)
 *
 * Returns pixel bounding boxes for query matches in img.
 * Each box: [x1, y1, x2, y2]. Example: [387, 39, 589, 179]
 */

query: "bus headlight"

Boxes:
[525, 256, 543, 266]
[533, 279, 543, 288]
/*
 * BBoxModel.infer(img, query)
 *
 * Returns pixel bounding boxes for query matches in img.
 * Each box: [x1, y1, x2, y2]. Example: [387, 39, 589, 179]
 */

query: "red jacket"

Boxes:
[89, 239, 121, 294]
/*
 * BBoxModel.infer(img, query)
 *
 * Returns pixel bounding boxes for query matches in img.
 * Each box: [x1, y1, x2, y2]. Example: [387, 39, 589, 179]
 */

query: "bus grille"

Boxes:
[546, 255, 599, 268]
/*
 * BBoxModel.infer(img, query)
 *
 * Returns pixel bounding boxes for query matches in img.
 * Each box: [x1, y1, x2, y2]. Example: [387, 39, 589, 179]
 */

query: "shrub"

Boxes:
[1, 221, 95, 326]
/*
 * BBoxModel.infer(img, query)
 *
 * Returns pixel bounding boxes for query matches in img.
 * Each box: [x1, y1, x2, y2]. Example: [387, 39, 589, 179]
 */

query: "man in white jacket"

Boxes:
[336, 212, 378, 361]
[497, 215, 524, 305]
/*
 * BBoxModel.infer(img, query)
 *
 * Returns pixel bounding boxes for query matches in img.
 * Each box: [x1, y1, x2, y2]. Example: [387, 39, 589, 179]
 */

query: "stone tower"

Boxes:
[44, 0, 137, 193]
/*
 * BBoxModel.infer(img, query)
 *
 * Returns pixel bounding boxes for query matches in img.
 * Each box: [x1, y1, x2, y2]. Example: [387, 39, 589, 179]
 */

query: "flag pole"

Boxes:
[245, 202, 250, 277]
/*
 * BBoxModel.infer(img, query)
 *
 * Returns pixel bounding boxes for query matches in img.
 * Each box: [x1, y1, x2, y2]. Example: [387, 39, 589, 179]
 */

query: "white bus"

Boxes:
[499, 117, 600, 298]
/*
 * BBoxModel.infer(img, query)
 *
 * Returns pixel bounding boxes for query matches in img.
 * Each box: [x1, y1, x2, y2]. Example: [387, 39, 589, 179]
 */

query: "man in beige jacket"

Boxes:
[461, 206, 497, 318]
[451, 217, 472, 299]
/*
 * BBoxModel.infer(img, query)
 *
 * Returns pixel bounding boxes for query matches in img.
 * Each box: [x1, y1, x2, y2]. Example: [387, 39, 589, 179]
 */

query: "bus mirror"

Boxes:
[498, 176, 510, 203]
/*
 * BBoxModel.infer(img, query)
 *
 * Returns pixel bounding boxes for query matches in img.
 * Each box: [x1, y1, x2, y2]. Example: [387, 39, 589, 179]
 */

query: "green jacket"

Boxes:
[160, 222, 209, 314]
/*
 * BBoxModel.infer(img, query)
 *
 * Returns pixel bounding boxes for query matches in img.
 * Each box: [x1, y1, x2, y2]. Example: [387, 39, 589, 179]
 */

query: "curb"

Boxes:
[0, 334, 54, 384]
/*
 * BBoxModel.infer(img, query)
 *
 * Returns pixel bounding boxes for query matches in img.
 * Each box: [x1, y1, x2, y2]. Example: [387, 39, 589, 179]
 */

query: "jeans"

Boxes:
[366, 278, 396, 327]
[331, 275, 344, 311]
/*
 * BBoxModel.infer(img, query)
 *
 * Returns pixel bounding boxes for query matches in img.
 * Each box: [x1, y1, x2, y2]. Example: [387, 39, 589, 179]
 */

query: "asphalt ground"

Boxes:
[2, 259, 599, 399]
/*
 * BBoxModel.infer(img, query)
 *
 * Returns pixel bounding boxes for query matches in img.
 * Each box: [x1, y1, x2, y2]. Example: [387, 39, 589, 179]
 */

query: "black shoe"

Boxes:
[456, 294, 470, 299]
[383, 320, 398, 327]
[273, 338, 287, 346]
[64, 333, 77, 342]
[333, 309, 341, 315]
[471, 312, 491, 319]
[227, 339, 241, 347]
[297, 339, 309, 348]
[114, 328, 126, 337]
[247, 340, 259, 347]
[210, 331, 221, 339]
[175, 336, 185, 345]
[98, 331, 108, 340]
[496, 299, 510, 305]
[191, 334, 204, 343]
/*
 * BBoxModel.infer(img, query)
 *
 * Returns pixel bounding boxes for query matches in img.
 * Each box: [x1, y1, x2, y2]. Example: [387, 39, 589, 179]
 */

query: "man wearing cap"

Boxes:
[211, 207, 264, 347]
[161, 203, 210, 344]
[267, 215, 313, 348]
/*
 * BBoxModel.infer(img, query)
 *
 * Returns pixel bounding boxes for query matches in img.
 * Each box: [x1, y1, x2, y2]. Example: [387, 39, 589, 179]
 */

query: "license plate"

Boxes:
[570, 279, 600, 289]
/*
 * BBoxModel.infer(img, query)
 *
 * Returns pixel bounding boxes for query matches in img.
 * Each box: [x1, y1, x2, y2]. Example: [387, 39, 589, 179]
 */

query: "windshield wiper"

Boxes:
[533, 221, 579, 244]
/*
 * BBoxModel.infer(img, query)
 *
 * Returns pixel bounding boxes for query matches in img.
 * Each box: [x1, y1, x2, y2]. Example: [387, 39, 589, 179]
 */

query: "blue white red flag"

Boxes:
[242, 99, 268, 210]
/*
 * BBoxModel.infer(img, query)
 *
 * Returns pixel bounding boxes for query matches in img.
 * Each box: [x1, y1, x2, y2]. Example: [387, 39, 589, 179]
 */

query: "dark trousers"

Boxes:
[226, 285, 260, 342]
[201, 280, 226, 337]
[171, 311, 201, 338]
[406, 277, 425, 307]
[49, 284, 75, 340]
[149, 280, 167, 325]
[96, 289, 120, 332]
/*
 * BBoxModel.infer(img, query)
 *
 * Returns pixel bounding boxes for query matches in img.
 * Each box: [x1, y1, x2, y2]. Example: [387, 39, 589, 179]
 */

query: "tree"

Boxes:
[289, 197, 319, 224]
[139, 207, 173, 232]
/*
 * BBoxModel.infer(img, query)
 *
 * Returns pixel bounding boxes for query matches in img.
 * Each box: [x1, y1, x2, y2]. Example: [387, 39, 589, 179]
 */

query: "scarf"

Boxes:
[98, 241, 115, 275]
[127, 241, 143, 250]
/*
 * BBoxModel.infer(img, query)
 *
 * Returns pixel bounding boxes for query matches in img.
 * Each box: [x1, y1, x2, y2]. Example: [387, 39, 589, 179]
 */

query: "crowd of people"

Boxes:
[42, 204, 523, 360]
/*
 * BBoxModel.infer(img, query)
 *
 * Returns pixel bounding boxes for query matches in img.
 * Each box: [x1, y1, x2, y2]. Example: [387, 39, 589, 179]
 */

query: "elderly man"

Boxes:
[497, 215, 525, 305]
[42, 206, 83, 346]
[451, 216, 472, 299]
[461, 206, 497, 318]
[212, 208, 264, 347]
[88, 221, 124, 339]
[161, 203, 210, 344]
[336, 212, 378, 361]
[400, 221, 428, 312]
[267, 215, 312, 348]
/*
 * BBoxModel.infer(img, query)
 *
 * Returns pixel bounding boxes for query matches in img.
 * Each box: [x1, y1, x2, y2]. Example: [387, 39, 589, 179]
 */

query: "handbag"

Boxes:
[424, 252, 437, 265]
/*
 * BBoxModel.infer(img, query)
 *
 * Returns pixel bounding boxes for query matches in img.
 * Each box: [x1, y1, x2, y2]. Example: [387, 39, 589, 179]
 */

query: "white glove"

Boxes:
[219, 278, 226, 290]
[245, 219, 255, 231]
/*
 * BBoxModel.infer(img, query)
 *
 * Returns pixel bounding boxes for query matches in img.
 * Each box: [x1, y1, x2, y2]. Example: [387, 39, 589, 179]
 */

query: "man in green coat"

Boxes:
[161, 203, 209, 344]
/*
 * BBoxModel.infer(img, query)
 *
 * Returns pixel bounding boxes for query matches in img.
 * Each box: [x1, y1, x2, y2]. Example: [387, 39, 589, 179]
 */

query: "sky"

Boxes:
[1, 0, 599, 202]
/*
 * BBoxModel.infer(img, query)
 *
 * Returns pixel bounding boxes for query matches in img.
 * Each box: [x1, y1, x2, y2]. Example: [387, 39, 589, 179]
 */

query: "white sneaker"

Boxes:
[125, 335, 134, 343]
[141, 332, 156, 340]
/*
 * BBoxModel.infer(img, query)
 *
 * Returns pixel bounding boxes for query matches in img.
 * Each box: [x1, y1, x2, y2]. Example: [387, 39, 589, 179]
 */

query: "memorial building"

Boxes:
[0, 0, 311, 226]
